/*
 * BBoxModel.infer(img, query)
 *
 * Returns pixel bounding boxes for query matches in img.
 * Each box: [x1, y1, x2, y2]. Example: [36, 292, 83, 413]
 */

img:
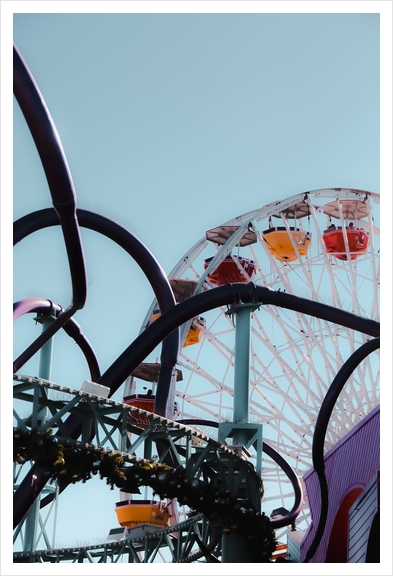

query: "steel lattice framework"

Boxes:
[13, 375, 269, 562]
[13, 42, 380, 564]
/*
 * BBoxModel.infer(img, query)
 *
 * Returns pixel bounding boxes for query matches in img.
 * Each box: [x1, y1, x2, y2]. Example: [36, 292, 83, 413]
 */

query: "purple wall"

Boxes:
[300, 404, 380, 562]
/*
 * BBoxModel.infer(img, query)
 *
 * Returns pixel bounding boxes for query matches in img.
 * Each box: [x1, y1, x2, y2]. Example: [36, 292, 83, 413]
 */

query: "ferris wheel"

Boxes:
[13, 42, 380, 560]
[130, 188, 380, 534]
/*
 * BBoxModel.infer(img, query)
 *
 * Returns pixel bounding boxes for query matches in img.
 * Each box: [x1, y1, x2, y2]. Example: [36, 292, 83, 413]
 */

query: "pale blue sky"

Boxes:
[12, 11, 381, 373]
[8, 6, 388, 562]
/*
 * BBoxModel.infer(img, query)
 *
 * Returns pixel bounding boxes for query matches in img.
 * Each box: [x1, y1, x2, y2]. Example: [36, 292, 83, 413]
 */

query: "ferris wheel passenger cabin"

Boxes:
[261, 201, 312, 262]
[150, 309, 206, 348]
[116, 364, 180, 532]
[203, 225, 257, 285]
[262, 227, 312, 262]
[149, 278, 205, 347]
[123, 363, 183, 428]
[203, 254, 256, 285]
[321, 199, 370, 260]
[115, 499, 170, 529]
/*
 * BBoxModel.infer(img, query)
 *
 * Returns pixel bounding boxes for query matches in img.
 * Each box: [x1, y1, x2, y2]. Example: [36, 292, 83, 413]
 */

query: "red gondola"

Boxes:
[123, 393, 155, 427]
[204, 255, 256, 286]
[322, 225, 369, 260]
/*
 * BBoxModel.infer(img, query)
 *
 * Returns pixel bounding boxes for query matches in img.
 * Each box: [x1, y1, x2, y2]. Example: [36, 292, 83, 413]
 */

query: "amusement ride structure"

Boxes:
[13, 44, 380, 563]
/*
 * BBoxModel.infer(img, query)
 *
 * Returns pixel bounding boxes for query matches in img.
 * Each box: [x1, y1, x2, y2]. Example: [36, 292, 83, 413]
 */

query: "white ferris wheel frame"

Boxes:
[136, 188, 380, 533]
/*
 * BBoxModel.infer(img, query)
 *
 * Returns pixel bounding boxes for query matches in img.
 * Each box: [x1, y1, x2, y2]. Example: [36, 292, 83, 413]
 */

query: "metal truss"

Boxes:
[13, 513, 218, 563]
[13, 374, 259, 563]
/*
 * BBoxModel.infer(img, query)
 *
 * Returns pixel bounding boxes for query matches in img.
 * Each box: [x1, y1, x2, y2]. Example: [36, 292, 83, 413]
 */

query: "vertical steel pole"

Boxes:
[232, 304, 252, 446]
[37, 317, 54, 381]
[51, 483, 60, 549]
[222, 304, 254, 562]
[23, 317, 54, 552]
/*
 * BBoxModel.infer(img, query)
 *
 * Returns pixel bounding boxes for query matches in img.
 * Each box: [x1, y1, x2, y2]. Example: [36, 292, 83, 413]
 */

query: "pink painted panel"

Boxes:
[300, 405, 380, 562]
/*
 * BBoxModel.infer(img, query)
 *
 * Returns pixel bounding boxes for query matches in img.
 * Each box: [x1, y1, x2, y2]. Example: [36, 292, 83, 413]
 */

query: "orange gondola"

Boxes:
[322, 225, 369, 260]
[150, 311, 205, 348]
[183, 316, 206, 347]
[115, 499, 170, 528]
[262, 227, 312, 262]
[203, 255, 256, 286]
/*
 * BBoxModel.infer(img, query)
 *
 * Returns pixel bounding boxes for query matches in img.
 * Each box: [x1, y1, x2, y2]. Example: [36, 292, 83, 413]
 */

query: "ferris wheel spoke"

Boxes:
[281, 215, 318, 298]
[131, 188, 379, 539]
[309, 204, 344, 309]
[312, 261, 334, 305]
[366, 213, 380, 320]
[250, 352, 320, 416]
[251, 311, 332, 409]
[331, 271, 363, 315]
[251, 356, 320, 424]
[354, 265, 379, 319]
[249, 398, 313, 453]
[247, 242, 268, 287]
[177, 357, 233, 397]
[178, 395, 232, 421]
[199, 325, 235, 361]
[250, 400, 314, 445]
[307, 317, 363, 413]
[295, 319, 343, 398]
[254, 234, 291, 291]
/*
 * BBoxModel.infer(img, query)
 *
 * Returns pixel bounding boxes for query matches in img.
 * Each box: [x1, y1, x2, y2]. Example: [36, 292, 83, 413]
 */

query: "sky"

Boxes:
[3, 2, 392, 573]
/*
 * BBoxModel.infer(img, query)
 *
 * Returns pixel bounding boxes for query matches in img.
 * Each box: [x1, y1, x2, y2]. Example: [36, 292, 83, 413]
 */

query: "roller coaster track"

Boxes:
[13, 374, 276, 563]
[13, 512, 218, 563]
[13, 43, 379, 564]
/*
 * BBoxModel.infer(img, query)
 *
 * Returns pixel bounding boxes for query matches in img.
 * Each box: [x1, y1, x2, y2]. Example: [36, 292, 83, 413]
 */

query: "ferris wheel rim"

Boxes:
[132, 188, 379, 533]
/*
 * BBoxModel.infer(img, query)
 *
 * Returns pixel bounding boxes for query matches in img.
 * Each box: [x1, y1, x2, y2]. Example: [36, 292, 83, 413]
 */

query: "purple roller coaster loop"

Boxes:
[13, 44, 380, 556]
[13, 297, 101, 524]
[303, 336, 380, 563]
[13, 45, 179, 526]
[13, 298, 100, 382]
[13, 206, 181, 524]
[96, 282, 379, 393]
[13, 46, 179, 388]
[13, 208, 180, 416]
[14, 279, 379, 528]
[13, 44, 88, 369]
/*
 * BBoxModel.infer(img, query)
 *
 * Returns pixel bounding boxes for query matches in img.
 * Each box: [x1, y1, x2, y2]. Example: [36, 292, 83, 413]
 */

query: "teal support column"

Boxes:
[37, 317, 54, 381]
[232, 304, 252, 446]
[222, 531, 255, 563]
[23, 316, 54, 552]
[221, 303, 259, 563]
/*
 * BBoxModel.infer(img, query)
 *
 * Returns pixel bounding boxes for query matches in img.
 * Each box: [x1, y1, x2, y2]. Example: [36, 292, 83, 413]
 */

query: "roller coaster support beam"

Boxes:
[22, 316, 54, 552]
[233, 303, 256, 444]
[221, 302, 262, 563]
[219, 302, 263, 476]
[37, 316, 54, 382]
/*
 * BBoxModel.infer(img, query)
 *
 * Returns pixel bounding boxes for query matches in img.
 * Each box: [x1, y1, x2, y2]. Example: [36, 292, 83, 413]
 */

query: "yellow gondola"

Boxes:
[262, 227, 312, 262]
[183, 316, 206, 347]
[115, 499, 170, 528]
[150, 311, 205, 348]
